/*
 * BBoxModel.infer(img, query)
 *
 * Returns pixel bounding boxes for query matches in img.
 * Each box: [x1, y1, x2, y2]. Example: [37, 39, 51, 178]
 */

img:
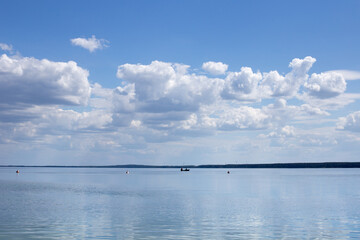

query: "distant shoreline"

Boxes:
[1, 162, 360, 168]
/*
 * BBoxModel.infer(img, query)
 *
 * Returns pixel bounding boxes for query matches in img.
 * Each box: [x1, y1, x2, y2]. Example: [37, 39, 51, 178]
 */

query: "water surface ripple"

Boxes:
[0, 168, 359, 239]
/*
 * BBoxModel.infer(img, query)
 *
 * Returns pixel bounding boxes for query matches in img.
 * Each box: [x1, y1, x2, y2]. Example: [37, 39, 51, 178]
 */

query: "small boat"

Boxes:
[180, 168, 190, 171]
[126, 170, 130, 174]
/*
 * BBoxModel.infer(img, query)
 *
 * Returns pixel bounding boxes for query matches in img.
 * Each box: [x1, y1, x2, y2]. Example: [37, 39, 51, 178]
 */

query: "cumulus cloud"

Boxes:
[220, 56, 317, 101]
[304, 72, 346, 98]
[0, 43, 13, 53]
[2, 54, 356, 162]
[0, 53, 94, 145]
[41, 108, 112, 132]
[71, 35, 109, 52]
[117, 61, 178, 101]
[267, 125, 296, 138]
[217, 106, 271, 130]
[117, 60, 223, 113]
[280, 125, 295, 136]
[113, 57, 340, 132]
[260, 71, 285, 97]
[0, 106, 113, 146]
[337, 111, 360, 132]
[176, 105, 271, 131]
[130, 120, 142, 128]
[115, 57, 322, 111]
[202, 61, 228, 75]
[180, 113, 198, 130]
[262, 56, 316, 97]
[222, 67, 262, 101]
[112, 84, 136, 113]
[261, 98, 329, 129]
[0, 54, 91, 107]
[299, 104, 329, 116]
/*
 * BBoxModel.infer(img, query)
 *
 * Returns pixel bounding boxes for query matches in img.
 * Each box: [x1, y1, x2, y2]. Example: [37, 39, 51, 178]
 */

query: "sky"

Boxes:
[1, 0, 360, 166]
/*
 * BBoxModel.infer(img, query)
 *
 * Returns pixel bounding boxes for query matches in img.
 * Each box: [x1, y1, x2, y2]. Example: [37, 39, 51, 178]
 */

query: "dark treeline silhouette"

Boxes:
[2, 162, 360, 168]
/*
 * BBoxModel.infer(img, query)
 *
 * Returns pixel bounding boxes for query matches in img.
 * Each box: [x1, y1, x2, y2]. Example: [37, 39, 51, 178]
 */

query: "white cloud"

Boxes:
[262, 56, 316, 97]
[202, 61, 228, 75]
[220, 56, 317, 101]
[289, 56, 316, 75]
[280, 125, 295, 136]
[112, 84, 136, 113]
[117, 60, 178, 101]
[304, 72, 346, 98]
[273, 98, 287, 108]
[299, 93, 360, 110]
[130, 120, 142, 128]
[180, 113, 198, 130]
[0, 105, 114, 148]
[267, 125, 296, 138]
[0, 43, 13, 52]
[260, 71, 285, 97]
[222, 67, 262, 101]
[113, 57, 339, 133]
[299, 104, 329, 116]
[41, 108, 112, 131]
[326, 70, 360, 81]
[0, 54, 91, 108]
[217, 106, 271, 130]
[115, 57, 321, 113]
[260, 99, 330, 130]
[263, 126, 339, 151]
[117, 60, 223, 113]
[0, 54, 95, 145]
[3, 54, 359, 164]
[298, 131, 338, 147]
[70, 35, 109, 52]
[266, 98, 329, 116]
[337, 111, 360, 132]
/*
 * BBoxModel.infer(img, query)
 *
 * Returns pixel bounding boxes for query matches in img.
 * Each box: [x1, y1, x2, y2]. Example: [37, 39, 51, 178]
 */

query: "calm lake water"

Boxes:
[0, 167, 360, 239]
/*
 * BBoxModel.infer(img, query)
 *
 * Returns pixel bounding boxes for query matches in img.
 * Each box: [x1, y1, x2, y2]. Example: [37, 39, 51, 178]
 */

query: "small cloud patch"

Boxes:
[202, 61, 228, 75]
[70, 35, 109, 52]
[0, 43, 13, 53]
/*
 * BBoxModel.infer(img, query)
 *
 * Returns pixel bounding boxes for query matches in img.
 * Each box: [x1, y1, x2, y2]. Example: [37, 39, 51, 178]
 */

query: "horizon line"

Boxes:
[1, 162, 360, 168]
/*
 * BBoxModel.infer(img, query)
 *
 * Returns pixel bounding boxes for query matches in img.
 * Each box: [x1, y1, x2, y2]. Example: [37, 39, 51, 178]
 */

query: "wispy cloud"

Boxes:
[70, 35, 109, 52]
[0, 43, 13, 53]
[326, 70, 360, 81]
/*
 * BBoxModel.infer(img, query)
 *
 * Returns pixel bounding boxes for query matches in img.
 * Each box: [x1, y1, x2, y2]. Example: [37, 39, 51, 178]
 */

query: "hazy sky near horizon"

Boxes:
[1, 0, 360, 165]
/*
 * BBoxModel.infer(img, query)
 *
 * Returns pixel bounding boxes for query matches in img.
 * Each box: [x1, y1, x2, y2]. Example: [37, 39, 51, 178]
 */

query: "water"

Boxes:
[0, 168, 360, 239]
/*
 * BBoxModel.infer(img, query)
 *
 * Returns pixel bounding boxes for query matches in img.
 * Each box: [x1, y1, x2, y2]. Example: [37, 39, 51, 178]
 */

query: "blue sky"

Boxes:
[1, 0, 360, 165]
